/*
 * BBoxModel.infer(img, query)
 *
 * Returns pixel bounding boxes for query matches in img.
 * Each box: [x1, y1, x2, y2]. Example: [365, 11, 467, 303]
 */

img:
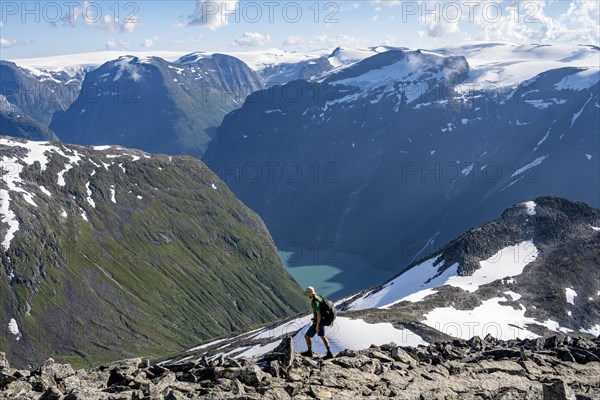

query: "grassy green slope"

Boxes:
[0, 137, 305, 368]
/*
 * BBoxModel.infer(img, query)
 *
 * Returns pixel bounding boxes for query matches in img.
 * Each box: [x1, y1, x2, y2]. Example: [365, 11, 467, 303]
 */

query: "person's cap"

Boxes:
[304, 286, 316, 297]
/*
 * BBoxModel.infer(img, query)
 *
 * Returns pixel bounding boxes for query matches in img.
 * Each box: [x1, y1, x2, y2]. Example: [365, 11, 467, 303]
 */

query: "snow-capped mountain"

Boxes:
[204, 43, 600, 274]
[0, 60, 86, 126]
[160, 197, 600, 363]
[48, 54, 263, 157]
[0, 136, 305, 368]
[258, 46, 388, 86]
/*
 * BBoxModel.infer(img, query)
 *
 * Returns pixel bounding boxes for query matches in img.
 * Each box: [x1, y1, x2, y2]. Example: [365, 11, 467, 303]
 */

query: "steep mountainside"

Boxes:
[49, 54, 264, 157]
[0, 95, 58, 141]
[0, 137, 305, 369]
[204, 43, 600, 272]
[0, 110, 58, 142]
[0, 61, 85, 126]
[160, 197, 599, 364]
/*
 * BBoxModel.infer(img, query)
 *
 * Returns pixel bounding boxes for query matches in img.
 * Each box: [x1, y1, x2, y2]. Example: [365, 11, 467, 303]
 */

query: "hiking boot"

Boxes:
[324, 351, 334, 360]
[300, 350, 313, 358]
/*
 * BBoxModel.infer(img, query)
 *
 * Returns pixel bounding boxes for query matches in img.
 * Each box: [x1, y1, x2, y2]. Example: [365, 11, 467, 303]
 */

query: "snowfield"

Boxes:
[0, 138, 148, 250]
[347, 241, 538, 310]
[442, 42, 600, 89]
[423, 296, 572, 341]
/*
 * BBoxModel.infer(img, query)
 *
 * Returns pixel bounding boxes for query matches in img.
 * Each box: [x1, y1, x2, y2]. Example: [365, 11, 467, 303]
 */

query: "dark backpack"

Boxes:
[318, 296, 337, 326]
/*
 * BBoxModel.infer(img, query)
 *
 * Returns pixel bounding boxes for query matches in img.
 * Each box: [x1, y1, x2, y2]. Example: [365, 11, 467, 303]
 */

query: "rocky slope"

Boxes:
[1, 335, 599, 399]
[49, 54, 264, 157]
[0, 137, 305, 369]
[204, 43, 600, 275]
[149, 197, 599, 366]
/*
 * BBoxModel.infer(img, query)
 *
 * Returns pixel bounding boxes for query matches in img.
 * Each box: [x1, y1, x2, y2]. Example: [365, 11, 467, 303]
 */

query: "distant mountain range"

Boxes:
[0, 47, 388, 157]
[0, 136, 305, 368]
[49, 54, 263, 157]
[204, 42, 600, 272]
[2, 42, 599, 284]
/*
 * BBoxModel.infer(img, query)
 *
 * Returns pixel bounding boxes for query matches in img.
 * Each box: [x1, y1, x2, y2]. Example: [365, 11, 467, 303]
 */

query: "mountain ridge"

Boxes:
[0, 136, 305, 369]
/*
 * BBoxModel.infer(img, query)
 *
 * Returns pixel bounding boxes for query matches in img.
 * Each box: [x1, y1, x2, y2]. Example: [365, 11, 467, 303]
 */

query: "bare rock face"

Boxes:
[1, 335, 599, 399]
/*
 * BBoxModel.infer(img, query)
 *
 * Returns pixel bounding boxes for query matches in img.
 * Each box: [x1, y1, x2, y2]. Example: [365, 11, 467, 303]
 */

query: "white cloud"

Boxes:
[0, 38, 32, 48]
[188, 0, 238, 30]
[427, 20, 465, 38]
[64, 1, 140, 33]
[0, 38, 14, 48]
[232, 32, 271, 47]
[306, 34, 369, 48]
[340, 3, 360, 12]
[469, 0, 598, 45]
[105, 38, 129, 51]
[172, 36, 204, 45]
[282, 36, 305, 47]
[141, 36, 159, 48]
[383, 36, 399, 46]
[369, 0, 402, 7]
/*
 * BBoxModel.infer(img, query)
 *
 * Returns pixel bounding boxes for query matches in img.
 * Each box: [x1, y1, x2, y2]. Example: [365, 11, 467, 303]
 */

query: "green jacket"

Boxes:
[311, 295, 322, 322]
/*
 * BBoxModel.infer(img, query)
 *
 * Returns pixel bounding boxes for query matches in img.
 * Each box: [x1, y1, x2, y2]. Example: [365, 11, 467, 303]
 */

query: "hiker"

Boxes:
[301, 286, 334, 359]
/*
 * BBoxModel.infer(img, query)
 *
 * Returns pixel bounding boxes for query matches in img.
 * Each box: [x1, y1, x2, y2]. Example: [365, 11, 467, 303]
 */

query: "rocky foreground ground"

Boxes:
[1, 335, 599, 399]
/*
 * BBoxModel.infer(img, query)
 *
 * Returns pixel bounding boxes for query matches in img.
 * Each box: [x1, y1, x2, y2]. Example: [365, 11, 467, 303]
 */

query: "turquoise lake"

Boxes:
[279, 248, 395, 300]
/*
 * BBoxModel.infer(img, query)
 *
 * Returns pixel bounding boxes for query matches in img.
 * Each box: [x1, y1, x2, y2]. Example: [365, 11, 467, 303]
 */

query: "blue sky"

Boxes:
[1, 1, 598, 59]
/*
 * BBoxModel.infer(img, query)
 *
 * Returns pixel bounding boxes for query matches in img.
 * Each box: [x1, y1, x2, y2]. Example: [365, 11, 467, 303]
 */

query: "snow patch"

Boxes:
[565, 288, 577, 305]
[522, 201, 536, 216]
[348, 241, 538, 311]
[8, 318, 21, 341]
[114, 57, 142, 82]
[186, 338, 229, 353]
[511, 156, 547, 177]
[110, 186, 117, 203]
[85, 182, 96, 208]
[39, 186, 51, 197]
[581, 324, 600, 336]
[291, 317, 427, 354]
[236, 340, 283, 358]
[525, 99, 567, 109]
[554, 68, 600, 91]
[423, 297, 571, 340]
[503, 291, 522, 301]
[444, 241, 538, 293]
[570, 94, 593, 129]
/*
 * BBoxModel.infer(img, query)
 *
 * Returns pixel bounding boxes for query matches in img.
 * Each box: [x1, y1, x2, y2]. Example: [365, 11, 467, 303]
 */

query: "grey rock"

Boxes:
[391, 347, 417, 367]
[213, 367, 242, 381]
[269, 360, 280, 378]
[0, 372, 17, 388]
[0, 353, 9, 371]
[3, 380, 33, 397]
[40, 387, 64, 400]
[543, 380, 577, 400]
[40, 359, 76, 382]
[240, 365, 267, 386]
